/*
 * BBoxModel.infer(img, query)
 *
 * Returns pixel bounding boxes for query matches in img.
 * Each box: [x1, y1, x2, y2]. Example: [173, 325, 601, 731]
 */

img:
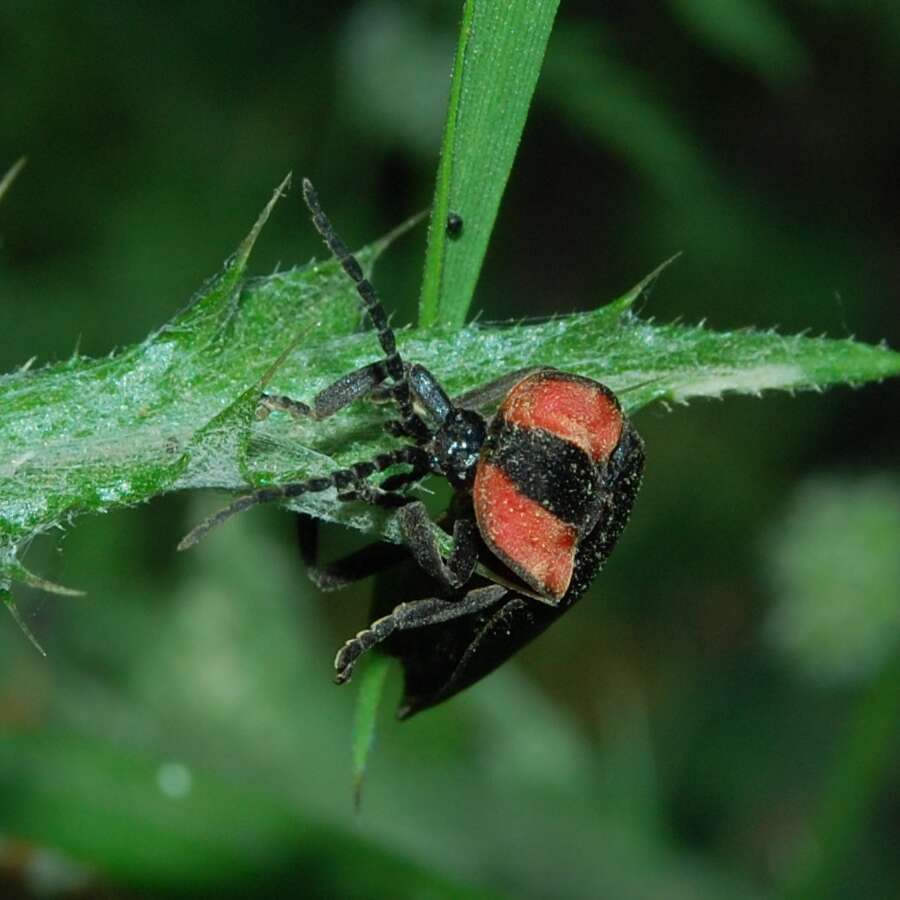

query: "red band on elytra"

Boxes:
[500, 374, 622, 463]
[474, 462, 577, 600]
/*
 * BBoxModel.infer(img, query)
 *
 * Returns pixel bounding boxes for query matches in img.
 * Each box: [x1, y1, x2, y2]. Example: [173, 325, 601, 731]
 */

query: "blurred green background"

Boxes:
[1, 2, 899, 898]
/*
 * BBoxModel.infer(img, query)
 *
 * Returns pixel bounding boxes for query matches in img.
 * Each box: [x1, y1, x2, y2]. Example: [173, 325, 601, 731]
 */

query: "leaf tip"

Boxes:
[611, 252, 682, 313]
[351, 654, 391, 811]
[3, 592, 47, 656]
[352, 772, 366, 815]
[0, 156, 27, 205]
[234, 173, 293, 272]
[176, 533, 197, 553]
[10, 562, 84, 598]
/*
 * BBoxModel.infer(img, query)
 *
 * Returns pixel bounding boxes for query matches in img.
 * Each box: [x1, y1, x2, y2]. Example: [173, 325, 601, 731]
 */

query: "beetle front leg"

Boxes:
[380, 363, 454, 441]
[260, 360, 432, 442]
[395, 500, 478, 591]
[334, 585, 508, 683]
[259, 360, 391, 421]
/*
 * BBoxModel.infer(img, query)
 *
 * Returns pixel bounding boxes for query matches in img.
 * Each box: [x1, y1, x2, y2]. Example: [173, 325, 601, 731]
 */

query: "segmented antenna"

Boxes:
[301, 179, 418, 429]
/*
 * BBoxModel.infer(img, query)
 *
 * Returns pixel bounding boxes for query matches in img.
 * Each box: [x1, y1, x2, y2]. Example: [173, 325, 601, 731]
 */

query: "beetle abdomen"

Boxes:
[473, 370, 624, 600]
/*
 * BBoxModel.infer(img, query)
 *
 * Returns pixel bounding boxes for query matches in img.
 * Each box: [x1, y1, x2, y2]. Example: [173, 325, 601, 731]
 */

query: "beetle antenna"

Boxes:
[302, 178, 419, 431]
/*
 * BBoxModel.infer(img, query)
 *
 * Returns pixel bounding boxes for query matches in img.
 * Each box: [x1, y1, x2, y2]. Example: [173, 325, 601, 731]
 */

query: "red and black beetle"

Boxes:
[180, 179, 645, 717]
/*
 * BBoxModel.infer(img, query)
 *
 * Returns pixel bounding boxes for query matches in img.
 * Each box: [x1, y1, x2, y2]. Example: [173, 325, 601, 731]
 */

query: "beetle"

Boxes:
[445, 211, 464, 238]
[180, 178, 645, 717]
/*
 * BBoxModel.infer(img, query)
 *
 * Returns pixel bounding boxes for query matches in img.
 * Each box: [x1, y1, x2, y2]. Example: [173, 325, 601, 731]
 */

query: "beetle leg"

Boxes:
[295, 512, 319, 567]
[395, 501, 478, 590]
[309, 542, 409, 592]
[383, 416, 430, 442]
[178, 446, 430, 550]
[295, 512, 408, 590]
[258, 393, 312, 419]
[334, 585, 508, 683]
[260, 363, 432, 443]
[380, 363, 471, 439]
[335, 486, 410, 508]
[305, 504, 459, 590]
[408, 364, 453, 424]
[258, 360, 388, 421]
[378, 460, 432, 492]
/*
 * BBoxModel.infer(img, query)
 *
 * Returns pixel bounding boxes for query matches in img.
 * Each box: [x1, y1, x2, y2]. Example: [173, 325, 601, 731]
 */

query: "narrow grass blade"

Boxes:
[352, 654, 392, 811]
[419, 0, 560, 328]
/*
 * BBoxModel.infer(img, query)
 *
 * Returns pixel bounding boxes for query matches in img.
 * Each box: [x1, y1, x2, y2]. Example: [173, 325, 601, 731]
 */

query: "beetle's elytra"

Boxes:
[475, 370, 627, 600]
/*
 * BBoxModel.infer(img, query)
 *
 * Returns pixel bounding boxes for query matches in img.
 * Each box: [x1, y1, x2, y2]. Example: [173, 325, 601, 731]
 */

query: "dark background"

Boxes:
[1, 2, 898, 898]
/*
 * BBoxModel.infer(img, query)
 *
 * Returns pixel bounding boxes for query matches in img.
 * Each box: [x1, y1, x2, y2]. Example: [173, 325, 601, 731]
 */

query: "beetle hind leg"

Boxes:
[334, 585, 508, 684]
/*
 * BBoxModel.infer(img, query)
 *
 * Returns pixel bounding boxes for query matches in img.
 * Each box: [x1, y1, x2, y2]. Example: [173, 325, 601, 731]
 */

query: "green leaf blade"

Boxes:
[3, 200, 899, 626]
[0, 190, 406, 604]
[351, 654, 392, 811]
[419, 0, 560, 329]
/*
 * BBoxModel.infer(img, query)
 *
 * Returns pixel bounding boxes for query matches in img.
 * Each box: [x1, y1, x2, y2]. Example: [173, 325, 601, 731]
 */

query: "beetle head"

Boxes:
[428, 408, 487, 489]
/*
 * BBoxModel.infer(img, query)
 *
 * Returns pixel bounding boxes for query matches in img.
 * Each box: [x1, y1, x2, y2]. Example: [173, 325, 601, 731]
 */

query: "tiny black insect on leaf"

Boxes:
[446, 212, 464, 238]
